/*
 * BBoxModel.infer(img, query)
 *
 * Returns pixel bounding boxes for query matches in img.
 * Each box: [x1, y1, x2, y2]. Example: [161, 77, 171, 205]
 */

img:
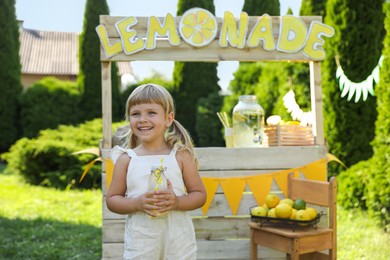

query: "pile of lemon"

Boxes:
[251, 193, 318, 222]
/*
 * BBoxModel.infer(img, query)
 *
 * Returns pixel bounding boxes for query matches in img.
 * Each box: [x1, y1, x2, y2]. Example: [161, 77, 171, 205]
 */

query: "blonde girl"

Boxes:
[107, 83, 206, 259]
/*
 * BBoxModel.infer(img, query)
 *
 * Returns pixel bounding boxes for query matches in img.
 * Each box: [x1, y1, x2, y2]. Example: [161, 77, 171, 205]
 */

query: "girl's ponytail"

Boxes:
[166, 120, 197, 163]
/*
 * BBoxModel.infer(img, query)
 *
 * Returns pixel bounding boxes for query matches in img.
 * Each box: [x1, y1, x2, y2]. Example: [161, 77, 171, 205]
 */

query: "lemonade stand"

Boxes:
[97, 8, 334, 259]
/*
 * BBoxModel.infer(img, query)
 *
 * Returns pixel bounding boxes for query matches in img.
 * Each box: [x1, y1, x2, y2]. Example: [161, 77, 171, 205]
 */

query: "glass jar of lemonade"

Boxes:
[232, 95, 265, 147]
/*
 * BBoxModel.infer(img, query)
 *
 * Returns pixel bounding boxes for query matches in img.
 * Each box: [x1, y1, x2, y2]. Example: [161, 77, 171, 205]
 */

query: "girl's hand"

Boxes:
[154, 179, 178, 213]
[138, 191, 160, 217]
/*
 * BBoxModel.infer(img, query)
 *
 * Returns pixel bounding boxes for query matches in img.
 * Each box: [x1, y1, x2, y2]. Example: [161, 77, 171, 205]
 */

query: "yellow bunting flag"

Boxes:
[327, 153, 347, 168]
[79, 157, 102, 183]
[201, 177, 220, 216]
[246, 174, 273, 205]
[219, 177, 247, 215]
[105, 158, 114, 190]
[299, 158, 327, 181]
[273, 170, 294, 196]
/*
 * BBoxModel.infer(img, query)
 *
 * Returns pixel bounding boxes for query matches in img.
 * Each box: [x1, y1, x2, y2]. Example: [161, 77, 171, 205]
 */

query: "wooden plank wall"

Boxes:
[101, 146, 327, 259]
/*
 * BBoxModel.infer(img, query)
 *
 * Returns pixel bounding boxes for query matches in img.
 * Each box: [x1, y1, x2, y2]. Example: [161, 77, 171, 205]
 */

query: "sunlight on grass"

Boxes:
[0, 174, 101, 227]
[337, 207, 390, 259]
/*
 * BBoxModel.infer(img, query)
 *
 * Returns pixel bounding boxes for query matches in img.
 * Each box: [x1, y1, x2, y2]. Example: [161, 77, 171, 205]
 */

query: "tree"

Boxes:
[173, 0, 219, 145]
[322, 0, 384, 174]
[242, 0, 279, 15]
[78, 0, 121, 122]
[300, 0, 326, 18]
[338, 2, 390, 232]
[0, 0, 22, 152]
[366, 1, 390, 232]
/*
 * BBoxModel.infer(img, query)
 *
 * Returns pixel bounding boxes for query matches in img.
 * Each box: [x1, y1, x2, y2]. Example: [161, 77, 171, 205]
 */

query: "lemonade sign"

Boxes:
[96, 8, 334, 60]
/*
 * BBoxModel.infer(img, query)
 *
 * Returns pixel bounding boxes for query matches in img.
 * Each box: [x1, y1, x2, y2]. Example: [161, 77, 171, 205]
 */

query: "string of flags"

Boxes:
[336, 55, 384, 102]
[103, 153, 344, 216]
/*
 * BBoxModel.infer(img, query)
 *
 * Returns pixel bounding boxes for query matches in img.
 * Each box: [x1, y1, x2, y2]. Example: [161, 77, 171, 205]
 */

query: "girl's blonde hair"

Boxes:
[123, 83, 196, 160]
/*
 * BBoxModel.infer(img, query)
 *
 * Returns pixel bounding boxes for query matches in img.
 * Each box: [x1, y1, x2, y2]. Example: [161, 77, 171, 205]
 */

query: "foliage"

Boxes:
[366, 2, 390, 232]
[78, 0, 121, 121]
[0, 0, 22, 152]
[242, 0, 280, 15]
[223, 62, 310, 122]
[222, 63, 263, 115]
[322, 0, 384, 175]
[1, 119, 123, 189]
[173, 0, 219, 145]
[196, 91, 224, 147]
[300, 0, 327, 17]
[337, 2, 390, 232]
[337, 160, 370, 210]
[19, 77, 82, 138]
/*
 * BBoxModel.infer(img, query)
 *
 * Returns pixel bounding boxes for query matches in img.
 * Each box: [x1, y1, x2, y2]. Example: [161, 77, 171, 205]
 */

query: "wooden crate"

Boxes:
[263, 125, 314, 147]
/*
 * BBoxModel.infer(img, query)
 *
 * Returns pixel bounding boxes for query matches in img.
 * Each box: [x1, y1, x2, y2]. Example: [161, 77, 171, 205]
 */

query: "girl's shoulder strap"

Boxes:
[110, 145, 137, 164]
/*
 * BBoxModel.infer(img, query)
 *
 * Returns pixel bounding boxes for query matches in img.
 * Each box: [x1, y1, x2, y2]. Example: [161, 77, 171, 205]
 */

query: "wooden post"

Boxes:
[101, 61, 112, 149]
[310, 61, 325, 145]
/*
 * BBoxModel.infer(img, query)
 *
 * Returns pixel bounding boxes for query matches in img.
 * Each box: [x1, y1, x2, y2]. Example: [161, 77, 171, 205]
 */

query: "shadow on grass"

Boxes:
[0, 217, 101, 260]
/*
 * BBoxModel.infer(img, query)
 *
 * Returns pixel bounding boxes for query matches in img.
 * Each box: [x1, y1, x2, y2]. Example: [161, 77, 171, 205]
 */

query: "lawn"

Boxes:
[0, 173, 389, 259]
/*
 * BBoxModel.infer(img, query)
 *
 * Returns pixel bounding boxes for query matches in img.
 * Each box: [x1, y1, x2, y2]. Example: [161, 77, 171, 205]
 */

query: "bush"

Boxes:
[19, 77, 82, 138]
[196, 91, 224, 147]
[366, 152, 390, 232]
[337, 160, 371, 210]
[1, 119, 124, 189]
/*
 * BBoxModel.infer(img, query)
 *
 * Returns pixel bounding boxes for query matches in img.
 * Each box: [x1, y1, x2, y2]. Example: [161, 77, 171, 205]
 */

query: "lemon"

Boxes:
[284, 121, 300, 125]
[179, 8, 217, 47]
[293, 199, 306, 210]
[275, 203, 292, 219]
[296, 209, 310, 226]
[267, 208, 277, 218]
[265, 194, 280, 209]
[279, 198, 294, 207]
[295, 209, 310, 221]
[251, 206, 267, 217]
[290, 208, 297, 220]
[305, 207, 318, 220]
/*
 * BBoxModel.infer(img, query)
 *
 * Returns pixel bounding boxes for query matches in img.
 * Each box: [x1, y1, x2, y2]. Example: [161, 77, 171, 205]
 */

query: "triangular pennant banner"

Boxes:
[105, 158, 114, 190]
[300, 158, 327, 181]
[200, 177, 220, 216]
[79, 157, 102, 183]
[246, 174, 273, 205]
[219, 177, 247, 215]
[272, 170, 292, 196]
[327, 153, 347, 168]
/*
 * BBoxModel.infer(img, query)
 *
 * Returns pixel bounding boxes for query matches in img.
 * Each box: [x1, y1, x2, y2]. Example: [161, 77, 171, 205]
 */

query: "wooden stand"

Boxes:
[98, 14, 328, 260]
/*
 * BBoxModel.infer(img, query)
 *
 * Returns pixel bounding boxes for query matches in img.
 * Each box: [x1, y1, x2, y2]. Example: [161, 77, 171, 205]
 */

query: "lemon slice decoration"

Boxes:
[179, 8, 217, 47]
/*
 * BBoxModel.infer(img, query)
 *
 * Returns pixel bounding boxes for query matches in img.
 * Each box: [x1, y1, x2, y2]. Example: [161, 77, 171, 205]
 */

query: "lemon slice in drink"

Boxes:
[179, 8, 217, 47]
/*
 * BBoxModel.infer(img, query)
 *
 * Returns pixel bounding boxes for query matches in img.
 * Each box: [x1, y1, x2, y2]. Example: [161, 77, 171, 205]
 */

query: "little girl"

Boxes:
[107, 83, 206, 260]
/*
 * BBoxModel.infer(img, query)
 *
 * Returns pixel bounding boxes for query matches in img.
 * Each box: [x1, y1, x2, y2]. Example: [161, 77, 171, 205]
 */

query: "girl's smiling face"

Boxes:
[129, 102, 173, 144]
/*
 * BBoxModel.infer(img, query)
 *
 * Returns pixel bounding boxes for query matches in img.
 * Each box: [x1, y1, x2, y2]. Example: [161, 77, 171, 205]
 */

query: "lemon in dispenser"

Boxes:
[232, 95, 265, 147]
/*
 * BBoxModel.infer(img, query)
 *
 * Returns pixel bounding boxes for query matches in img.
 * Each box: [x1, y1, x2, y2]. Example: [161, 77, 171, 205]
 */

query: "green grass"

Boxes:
[0, 174, 102, 259]
[1, 173, 389, 259]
